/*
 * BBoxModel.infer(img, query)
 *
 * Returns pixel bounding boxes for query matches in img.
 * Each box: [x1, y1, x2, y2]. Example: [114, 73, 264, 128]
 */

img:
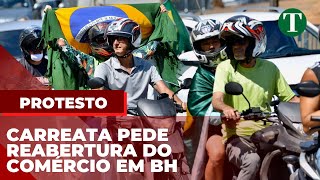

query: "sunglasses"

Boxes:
[227, 38, 248, 45]
[92, 35, 106, 45]
[25, 39, 43, 52]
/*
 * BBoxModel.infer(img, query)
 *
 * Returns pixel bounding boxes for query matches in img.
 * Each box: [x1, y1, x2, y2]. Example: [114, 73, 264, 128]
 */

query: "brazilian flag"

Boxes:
[42, 0, 192, 90]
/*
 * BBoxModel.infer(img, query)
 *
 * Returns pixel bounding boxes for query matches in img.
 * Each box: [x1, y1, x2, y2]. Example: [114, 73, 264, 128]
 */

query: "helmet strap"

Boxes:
[115, 51, 132, 58]
[114, 43, 135, 58]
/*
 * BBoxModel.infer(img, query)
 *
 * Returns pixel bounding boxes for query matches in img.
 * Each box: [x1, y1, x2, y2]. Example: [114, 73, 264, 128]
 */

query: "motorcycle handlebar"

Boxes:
[127, 109, 138, 116]
[220, 111, 275, 121]
[307, 116, 320, 135]
[311, 116, 320, 122]
[126, 103, 185, 116]
[175, 103, 185, 113]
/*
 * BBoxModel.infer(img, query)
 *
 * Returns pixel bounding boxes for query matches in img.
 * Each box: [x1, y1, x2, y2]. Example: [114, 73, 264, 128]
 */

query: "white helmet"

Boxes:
[191, 19, 227, 68]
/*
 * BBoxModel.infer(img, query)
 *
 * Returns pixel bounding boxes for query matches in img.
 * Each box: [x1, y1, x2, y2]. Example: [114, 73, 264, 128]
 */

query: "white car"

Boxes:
[178, 7, 320, 88]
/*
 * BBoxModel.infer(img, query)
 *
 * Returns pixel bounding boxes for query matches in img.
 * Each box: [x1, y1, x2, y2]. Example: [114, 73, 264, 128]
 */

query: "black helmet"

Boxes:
[88, 22, 112, 59]
[19, 26, 43, 59]
[88, 22, 108, 43]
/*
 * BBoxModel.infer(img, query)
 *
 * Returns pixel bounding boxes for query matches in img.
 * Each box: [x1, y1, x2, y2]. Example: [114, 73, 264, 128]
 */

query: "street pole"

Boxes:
[201, 0, 206, 14]
[270, 0, 279, 7]
[184, 0, 188, 13]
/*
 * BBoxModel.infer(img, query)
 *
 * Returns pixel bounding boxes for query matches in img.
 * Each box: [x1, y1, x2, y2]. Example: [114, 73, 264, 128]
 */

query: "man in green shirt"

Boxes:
[212, 15, 299, 180]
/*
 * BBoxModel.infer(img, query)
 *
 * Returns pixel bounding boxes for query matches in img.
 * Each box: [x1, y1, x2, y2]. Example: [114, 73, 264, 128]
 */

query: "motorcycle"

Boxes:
[87, 77, 191, 180]
[295, 80, 320, 180]
[193, 82, 304, 180]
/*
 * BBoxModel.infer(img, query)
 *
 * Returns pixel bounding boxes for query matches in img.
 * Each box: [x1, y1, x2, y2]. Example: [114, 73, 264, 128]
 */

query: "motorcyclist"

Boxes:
[42, 4, 112, 79]
[300, 62, 320, 132]
[300, 62, 320, 172]
[93, 18, 186, 111]
[46, 4, 179, 91]
[56, 22, 113, 78]
[183, 19, 227, 180]
[19, 25, 49, 85]
[211, 15, 299, 180]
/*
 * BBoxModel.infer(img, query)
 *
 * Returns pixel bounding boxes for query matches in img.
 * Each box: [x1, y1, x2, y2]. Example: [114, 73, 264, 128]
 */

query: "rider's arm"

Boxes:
[212, 62, 239, 120]
[153, 80, 186, 110]
[212, 92, 238, 120]
[57, 38, 95, 77]
[300, 68, 320, 133]
[149, 64, 186, 110]
[274, 65, 298, 103]
[93, 62, 108, 90]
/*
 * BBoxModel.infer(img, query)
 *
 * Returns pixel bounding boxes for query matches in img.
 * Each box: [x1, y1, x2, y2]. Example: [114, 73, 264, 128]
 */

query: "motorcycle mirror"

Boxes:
[295, 81, 320, 97]
[225, 82, 251, 109]
[172, 78, 193, 98]
[225, 82, 243, 95]
[180, 78, 193, 89]
[87, 77, 105, 89]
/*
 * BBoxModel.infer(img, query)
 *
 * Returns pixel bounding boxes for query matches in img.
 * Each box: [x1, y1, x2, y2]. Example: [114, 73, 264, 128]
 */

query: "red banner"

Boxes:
[0, 39, 187, 180]
[0, 90, 127, 116]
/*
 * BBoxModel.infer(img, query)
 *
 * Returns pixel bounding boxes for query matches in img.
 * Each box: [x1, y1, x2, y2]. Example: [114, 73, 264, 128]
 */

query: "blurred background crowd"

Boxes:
[0, 0, 271, 23]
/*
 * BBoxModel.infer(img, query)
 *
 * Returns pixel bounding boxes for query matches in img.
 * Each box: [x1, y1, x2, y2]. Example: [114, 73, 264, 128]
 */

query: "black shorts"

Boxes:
[208, 124, 222, 136]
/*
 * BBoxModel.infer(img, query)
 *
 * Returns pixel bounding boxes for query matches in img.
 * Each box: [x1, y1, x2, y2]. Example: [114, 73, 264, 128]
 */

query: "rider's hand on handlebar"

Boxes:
[221, 107, 240, 129]
[181, 102, 187, 111]
[175, 102, 187, 113]
[222, 107, 240, 121]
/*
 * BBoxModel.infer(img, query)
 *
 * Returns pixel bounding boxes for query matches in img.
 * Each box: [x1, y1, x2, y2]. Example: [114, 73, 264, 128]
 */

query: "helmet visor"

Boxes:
[90, 35, 113, 58]
[107, 34, 131, 46]
[24, 38, 43, 52]
[91, 35, 106, 46]
[226, 37, 248, 45]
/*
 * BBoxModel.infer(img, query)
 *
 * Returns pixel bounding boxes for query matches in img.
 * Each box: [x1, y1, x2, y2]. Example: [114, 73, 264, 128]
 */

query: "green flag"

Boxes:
[42, 1, 192, 90]
[42, 10, 88, 90]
